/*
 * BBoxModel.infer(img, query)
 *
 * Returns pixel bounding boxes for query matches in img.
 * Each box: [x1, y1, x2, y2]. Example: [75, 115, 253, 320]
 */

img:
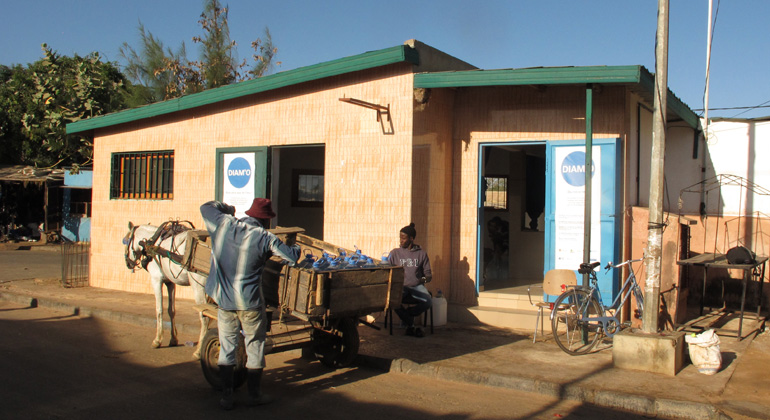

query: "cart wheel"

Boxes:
[312, 317, 360, 368]
[200, 328, 247, 390]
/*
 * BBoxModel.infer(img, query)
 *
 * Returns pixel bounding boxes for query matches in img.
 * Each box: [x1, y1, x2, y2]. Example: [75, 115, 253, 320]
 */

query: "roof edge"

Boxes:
[67, 44, 419, 135]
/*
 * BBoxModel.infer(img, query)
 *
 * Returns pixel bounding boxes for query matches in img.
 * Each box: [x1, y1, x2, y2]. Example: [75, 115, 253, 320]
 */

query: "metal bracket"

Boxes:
[339, 97, 390, 122]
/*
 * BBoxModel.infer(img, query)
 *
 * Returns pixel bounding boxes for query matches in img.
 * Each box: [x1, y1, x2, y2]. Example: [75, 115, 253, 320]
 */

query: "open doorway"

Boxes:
[480, 143, 546, 292]
[271, 145, 325, 239]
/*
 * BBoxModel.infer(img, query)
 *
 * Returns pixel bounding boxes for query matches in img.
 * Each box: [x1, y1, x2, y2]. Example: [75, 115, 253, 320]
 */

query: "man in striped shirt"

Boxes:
[201, 198, 300, 410]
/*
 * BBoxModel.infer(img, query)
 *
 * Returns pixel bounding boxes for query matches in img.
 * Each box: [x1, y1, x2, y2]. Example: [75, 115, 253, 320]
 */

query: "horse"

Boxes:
[123, 221, 209, 359]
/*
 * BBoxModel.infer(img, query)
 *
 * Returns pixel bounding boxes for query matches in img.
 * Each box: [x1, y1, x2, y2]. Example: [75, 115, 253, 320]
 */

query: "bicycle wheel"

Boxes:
[551, 288, 603, 355]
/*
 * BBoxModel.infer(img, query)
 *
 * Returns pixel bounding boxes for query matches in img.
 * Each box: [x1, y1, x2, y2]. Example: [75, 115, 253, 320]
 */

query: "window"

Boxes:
[483, 176, 508, 210]
[292, 169, 323, 207]
[110, 151, 174, 199]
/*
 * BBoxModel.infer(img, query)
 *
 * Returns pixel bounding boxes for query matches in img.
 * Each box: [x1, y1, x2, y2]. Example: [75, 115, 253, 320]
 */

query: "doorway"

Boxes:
[271, 146, 325, 239]
[479, 143, 546, 292]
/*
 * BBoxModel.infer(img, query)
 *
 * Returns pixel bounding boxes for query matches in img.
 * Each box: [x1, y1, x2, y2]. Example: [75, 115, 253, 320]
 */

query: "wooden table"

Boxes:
[677, 253, 767, 340]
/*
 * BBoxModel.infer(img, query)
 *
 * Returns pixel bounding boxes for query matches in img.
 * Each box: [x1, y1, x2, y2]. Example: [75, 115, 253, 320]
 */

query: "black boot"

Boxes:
[219, 364, 235, 410]
[247, 368, 274, 406]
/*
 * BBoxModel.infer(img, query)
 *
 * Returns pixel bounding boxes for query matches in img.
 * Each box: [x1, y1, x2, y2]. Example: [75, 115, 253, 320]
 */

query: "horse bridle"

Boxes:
[123, 225, 146, 271]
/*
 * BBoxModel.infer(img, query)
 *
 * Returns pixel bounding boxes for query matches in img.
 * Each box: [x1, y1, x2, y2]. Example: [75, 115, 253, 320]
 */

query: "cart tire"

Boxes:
[200, 328, 247, 390]
[312, 317, 360, 368]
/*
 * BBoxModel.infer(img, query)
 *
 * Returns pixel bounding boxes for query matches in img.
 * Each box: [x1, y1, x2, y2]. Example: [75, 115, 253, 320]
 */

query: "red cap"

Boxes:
[244, 198, 276, 219]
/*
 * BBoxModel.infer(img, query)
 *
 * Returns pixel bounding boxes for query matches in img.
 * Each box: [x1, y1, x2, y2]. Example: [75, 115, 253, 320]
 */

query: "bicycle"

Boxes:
[550, 257, 645, 355]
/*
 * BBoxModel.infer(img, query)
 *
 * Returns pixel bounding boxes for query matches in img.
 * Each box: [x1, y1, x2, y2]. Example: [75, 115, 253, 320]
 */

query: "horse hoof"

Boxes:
[152, 341, 161, 349]
[192, 350, 201, 360]
[169, 339, 178, 347]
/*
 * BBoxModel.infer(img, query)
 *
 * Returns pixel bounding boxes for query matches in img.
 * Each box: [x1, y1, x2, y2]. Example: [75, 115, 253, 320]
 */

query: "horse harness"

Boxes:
[125, 220, 195, 271]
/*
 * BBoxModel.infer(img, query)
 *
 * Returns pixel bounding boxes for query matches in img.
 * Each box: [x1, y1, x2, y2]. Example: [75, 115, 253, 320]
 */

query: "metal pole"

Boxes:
[583, 84, 594, 288]
[642, 0, 669, 334]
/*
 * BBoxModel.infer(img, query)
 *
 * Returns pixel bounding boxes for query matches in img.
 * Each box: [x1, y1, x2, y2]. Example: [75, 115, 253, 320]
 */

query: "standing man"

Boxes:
[201, 198, 300, 410]
[389, 222, 432, 338]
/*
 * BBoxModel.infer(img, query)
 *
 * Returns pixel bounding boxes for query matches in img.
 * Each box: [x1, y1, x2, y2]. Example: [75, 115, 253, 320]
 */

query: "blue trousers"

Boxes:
[217, 307, 267, 370]
[395, 284, 432, 327]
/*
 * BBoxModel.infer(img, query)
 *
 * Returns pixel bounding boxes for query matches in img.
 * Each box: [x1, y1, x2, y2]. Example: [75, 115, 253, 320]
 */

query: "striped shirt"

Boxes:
[201, 201, 300, 311]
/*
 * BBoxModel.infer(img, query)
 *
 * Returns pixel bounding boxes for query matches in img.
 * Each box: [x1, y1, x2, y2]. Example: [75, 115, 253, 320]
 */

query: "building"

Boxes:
[67, 40, 707, 328]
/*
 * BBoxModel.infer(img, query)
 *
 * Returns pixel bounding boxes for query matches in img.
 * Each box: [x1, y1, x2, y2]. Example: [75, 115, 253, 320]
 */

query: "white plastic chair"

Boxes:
[527, 269, 577, 343]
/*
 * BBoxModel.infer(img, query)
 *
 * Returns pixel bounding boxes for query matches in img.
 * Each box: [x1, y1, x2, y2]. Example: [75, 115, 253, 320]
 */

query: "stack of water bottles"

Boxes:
[295, 246, 392, 272]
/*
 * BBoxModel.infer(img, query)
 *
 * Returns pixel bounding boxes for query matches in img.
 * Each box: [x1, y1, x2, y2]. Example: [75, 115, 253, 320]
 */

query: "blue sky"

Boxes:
[2, 0, 769, 119]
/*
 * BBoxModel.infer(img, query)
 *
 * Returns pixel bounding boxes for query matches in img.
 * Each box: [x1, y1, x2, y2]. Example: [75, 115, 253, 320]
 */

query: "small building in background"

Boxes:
[62, 167, 92, 242]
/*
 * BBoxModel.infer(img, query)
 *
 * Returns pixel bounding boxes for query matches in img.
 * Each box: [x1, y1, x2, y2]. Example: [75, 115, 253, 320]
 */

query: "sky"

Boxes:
[2, 0, 769, 119]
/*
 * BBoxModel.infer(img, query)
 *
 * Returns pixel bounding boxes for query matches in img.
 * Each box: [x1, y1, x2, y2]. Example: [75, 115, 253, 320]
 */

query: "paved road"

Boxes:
[0, 299, 661, 420]
[0, 248, 61, 282]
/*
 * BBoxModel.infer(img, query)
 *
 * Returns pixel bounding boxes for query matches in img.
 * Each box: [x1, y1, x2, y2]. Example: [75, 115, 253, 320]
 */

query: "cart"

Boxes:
[182, 228, 403, 389]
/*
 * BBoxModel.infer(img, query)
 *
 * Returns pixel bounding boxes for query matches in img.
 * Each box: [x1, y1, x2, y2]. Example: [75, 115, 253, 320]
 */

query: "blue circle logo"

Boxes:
[561, 151, 595, 187]
[227, 158, 252, 189]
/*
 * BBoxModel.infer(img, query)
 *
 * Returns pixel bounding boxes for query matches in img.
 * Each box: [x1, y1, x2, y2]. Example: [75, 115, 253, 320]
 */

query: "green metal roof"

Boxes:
[66, 44, 419, 134]
[414, 65, 700, 129]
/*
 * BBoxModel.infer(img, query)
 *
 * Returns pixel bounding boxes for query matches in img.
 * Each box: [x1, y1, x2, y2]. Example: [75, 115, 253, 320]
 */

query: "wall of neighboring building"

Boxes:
[701, 118, 770, 216]
[90, 64, 416, 298]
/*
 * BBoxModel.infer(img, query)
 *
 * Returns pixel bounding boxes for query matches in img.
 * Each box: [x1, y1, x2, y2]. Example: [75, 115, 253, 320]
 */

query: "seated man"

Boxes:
[389, 223, 432, 337]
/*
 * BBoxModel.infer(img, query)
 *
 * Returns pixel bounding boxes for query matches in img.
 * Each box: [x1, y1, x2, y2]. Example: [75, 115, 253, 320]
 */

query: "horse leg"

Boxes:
[166, 281, 178, 347]
[191, 278, 209, 359]
[151, 275, 164, 349]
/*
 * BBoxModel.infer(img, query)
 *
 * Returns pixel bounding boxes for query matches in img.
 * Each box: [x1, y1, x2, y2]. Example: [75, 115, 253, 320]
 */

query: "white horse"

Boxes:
[123, 221, 209, 359]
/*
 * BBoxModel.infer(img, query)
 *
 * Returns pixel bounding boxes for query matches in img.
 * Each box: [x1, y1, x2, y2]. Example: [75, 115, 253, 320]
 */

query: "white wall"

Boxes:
[701, 118, 770, 216]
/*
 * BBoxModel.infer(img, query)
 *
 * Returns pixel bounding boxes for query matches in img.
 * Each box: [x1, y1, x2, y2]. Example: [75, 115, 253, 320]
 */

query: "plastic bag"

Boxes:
[685, 329, 722, 375]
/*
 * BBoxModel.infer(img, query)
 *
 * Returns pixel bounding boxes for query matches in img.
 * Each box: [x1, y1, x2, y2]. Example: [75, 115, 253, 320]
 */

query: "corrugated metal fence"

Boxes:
[61, 240, 89, 288]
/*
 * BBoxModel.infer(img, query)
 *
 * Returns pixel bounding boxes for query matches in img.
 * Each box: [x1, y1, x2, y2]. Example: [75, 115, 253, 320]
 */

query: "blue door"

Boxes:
[544, 139, 621, 305]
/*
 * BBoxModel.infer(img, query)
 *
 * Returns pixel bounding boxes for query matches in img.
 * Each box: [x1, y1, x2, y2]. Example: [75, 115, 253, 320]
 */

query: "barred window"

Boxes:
[110, 151, 174, 199]
[483, 176, 508, 210]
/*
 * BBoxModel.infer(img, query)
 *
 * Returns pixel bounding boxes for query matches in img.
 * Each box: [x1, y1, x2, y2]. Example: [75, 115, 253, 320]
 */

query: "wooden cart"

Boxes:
[182, 228, 403, 389]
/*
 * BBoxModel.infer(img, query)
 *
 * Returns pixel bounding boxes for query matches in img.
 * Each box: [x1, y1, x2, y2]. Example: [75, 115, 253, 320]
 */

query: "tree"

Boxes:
[0, 45, 130, 168]
[120, 0, 278, 102]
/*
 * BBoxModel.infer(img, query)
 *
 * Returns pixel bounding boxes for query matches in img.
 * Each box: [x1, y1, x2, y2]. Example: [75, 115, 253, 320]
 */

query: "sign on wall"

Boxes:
[553, 146, 602, 269]
[222, 152, 256, 219]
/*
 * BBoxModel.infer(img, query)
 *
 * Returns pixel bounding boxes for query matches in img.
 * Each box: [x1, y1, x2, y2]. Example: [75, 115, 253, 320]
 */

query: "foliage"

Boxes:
[120, 0, 279, 102]
[0, 45, 130, 168]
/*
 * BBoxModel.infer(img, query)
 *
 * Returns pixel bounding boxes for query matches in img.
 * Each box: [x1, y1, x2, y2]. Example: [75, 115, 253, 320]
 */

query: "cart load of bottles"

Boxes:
[295, 246, 393, 271]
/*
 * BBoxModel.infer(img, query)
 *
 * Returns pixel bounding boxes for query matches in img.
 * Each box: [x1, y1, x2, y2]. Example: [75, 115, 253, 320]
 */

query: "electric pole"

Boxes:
[642, 0, 669, 334]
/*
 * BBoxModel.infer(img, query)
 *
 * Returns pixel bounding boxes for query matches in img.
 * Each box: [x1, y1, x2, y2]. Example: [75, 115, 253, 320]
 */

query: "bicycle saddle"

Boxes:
[578, 261, 600, 274]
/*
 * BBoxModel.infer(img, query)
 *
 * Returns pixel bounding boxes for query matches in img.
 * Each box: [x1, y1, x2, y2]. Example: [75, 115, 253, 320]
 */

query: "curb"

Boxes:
[0, 291, 202, 336]
[0, 290, 733, 420]
[387, 358, 732, 420]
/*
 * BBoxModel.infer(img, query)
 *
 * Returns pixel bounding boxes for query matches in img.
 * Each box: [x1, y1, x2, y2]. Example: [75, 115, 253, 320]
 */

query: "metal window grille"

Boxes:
[110, 151, 174, 199]
[484, 176, 508, 210]
[61, 240, 90, 288]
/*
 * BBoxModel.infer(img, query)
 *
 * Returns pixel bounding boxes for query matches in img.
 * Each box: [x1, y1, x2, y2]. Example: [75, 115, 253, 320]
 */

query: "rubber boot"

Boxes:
[247, 368, 274, 406]
[219, 364, 235, 410]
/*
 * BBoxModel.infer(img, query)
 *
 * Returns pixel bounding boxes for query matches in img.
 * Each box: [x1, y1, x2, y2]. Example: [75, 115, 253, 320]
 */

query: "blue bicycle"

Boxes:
[550, 258, 645, 355]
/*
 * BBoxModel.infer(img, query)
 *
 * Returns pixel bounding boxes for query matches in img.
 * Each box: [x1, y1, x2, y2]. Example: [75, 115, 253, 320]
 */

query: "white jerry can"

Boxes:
[432, 290, 448, 327]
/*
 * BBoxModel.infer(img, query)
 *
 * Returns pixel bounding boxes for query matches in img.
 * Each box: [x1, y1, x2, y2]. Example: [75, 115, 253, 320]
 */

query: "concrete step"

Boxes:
[452, 305, 544, 331]
[477, 291, 541, 311]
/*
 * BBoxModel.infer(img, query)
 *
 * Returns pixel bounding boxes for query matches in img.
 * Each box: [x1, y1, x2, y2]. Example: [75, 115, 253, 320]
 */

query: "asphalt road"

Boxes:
[0, 298, 664, 420]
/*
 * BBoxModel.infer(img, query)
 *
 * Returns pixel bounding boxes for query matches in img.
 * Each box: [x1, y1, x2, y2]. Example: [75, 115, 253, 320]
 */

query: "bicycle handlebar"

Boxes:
[604, 257, 644, 271]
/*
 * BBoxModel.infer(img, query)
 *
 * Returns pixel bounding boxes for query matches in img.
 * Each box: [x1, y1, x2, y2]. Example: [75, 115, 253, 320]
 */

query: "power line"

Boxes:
[693, 103, 770, 112]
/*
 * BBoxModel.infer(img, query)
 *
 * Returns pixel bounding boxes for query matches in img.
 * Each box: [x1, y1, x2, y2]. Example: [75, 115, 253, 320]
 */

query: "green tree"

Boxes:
[120, 0, 278, 102]
[0, 45, 130, 168]
[0, 64, 34, 164]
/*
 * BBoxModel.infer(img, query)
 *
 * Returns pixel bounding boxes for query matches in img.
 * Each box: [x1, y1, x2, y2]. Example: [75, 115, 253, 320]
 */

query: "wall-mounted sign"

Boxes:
[553, 147, 601, 269]
[222, 152, 256, 219]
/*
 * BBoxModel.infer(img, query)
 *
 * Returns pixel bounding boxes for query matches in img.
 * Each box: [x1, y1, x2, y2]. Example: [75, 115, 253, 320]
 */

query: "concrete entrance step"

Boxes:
[478, 290, 541, 311]
[455, 305, 541, 331]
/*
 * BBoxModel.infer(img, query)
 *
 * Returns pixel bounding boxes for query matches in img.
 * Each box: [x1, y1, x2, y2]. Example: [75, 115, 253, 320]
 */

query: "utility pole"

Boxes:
[642, 0, 669, 334]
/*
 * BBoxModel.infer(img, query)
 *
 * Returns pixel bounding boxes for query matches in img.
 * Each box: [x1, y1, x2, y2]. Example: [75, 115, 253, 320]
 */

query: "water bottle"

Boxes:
[312, 253, 331, 271]
[361, 257, 376, 268]
[297, 252, 316, 269]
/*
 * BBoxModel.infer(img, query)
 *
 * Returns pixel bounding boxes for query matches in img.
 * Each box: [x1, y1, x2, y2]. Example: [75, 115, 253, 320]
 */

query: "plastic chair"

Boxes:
[387, 290, 433, 335]
[527, 269, 577, 343]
